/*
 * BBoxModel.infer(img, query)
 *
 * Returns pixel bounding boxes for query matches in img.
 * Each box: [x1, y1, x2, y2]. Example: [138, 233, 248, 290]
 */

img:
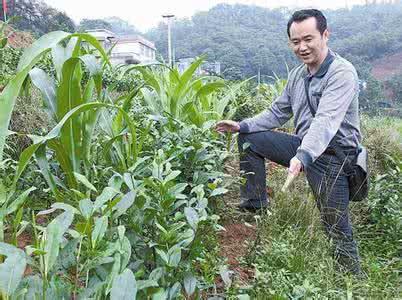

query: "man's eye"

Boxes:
[292, 41, 299, 45]
[305, 39, 312, 42]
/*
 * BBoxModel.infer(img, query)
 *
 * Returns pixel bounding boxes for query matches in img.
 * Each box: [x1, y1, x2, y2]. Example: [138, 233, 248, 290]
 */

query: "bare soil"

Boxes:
[371, 51, 402, 81]
[218, 222, 256, 284]
[215, 158, 281, 289]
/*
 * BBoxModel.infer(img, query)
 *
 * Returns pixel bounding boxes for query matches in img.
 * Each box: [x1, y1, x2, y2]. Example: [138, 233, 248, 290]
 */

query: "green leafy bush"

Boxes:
[0, 30, 231, 299]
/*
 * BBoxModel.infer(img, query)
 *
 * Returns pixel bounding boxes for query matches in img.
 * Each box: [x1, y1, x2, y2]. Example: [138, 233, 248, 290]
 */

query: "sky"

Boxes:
[44, 0, 366, 32]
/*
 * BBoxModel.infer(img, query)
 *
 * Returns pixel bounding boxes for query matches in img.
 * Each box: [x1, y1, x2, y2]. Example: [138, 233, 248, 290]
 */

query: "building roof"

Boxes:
[117, 35, 156, 49]
[85, 29, 156, 49]
[85, 28, 116, 39]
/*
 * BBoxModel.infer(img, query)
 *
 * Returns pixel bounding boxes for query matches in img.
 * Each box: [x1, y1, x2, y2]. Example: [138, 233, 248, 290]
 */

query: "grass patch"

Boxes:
[223, 118, 402, 298]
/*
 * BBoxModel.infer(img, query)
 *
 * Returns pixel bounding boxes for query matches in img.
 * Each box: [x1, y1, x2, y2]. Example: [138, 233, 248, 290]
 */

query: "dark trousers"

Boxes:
[237, 130, 359, 261]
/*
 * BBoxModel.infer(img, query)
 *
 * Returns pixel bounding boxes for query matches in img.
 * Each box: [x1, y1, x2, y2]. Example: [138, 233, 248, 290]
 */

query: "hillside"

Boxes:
[146, 3, 402, 82]
[372, 51, 402, 81]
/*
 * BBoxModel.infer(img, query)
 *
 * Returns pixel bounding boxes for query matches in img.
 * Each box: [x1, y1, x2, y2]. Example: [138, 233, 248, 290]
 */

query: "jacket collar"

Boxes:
[304, 49, 335, 79]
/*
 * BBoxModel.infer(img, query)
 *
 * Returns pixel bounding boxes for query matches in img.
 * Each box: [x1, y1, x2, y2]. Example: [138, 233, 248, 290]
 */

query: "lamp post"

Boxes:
[162, 14, 174, 67]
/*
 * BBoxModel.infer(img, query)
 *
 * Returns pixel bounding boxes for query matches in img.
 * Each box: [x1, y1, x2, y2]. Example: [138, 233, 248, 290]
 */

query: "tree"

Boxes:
[78, 18, 112, 32]
[104, 16, 139, 36]
[1, 0, 76, 35]
[386, 72, 402, 106]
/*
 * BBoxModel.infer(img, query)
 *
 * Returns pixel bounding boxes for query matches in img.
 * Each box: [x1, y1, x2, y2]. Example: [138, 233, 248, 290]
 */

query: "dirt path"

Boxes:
[218, 222, 256, 285]
[216, 158, 260, 287]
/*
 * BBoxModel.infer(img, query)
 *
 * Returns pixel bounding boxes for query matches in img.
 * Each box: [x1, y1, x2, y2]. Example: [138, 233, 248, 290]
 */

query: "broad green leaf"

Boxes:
[29, 68, 57, 121]
[168, 183, 187, 198]
[17, 31, 71, 72]
[117, 225, 126, 242]
[107, 253, 121, 291]
[168, 282, 182, 299]
[74, 172, 97, 192]
[47, 139, 76, 190]
[168, 245, 181, 267]
[35, 143, 58, 195]
[114, 190, 136, 218]
[0, 183, 6, 206]
[56, 57, 83, 173]
[111, 269, 137, 300]
[155, 249, 169, 265]
[93, 187, 119, 213]
[195, 80, 225, 99]
[51, 43, 71, 81]
[152, 288, 168, 300]
[163, 170, 181, 184]
[177, 229, 195, 247]
[137, 279, 159, 290]
[6, 186, 36, 215]
[149, 267, 164, 282]
[108, 174, 123, 190]
[184, 273, 197, 297]
[81, 79, 99, 165]
[92, 216, 108, 249]
[80, 54, 102, 95]
[10, 143, 42, 194]
[120, 236, 132, 272]
[0, 37, 7, 48]
[51, 202, 79, 215]
[184, 207, 199, 230]
[0, 243, 27, 296]
[210, 188, 228, 197]
[123, 173, 135, 190]
[43, 209, 74, 275]
[79, 199, 94, 220]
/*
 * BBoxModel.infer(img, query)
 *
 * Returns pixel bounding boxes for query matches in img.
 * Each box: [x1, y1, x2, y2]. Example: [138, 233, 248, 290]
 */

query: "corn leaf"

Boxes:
[43, 208, 74, 275]
[29, 68, 58, 122]
[0, 243, 27, 296]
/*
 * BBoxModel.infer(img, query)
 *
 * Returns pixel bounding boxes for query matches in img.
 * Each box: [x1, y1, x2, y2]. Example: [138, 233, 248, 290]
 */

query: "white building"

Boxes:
[176, 57, 221, 75]
[85, 29, 157, 65]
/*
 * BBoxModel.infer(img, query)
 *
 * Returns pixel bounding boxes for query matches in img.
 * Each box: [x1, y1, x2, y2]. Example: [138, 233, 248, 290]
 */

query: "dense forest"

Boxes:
[2, 0, 402, 106]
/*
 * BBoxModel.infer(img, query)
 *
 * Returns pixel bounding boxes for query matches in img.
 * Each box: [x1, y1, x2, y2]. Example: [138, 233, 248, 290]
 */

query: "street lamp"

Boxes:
[162, 14, 174, 67]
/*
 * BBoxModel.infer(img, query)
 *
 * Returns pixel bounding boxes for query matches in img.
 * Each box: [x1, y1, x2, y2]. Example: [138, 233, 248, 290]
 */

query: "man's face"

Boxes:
[289, 17, 329, 67]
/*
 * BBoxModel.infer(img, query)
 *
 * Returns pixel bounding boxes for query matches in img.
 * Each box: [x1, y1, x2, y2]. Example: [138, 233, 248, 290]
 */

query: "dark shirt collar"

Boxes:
[304, 49, 335, 80]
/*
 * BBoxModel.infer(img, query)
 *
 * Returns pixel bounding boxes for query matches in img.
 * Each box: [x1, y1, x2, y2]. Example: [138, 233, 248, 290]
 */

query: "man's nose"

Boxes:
[300, 41, 308, 51]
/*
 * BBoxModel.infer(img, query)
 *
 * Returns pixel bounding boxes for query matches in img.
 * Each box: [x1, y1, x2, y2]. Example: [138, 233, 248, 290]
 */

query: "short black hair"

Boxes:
[287, 9, 327, 37]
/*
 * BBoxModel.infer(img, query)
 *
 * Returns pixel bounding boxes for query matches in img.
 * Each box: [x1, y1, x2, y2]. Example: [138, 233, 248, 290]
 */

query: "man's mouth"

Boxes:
[300, 53, 311, 58]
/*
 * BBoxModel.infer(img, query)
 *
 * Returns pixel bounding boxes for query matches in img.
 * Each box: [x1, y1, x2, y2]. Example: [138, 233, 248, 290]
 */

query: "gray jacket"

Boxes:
[239, 50, 362, 169]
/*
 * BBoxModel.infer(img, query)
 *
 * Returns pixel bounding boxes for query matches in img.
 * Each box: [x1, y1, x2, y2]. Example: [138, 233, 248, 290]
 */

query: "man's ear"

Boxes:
[323, 29, 330, 42]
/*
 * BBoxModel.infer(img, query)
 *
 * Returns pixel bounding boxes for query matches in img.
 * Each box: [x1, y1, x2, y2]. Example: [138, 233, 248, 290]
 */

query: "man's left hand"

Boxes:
[288, 157, 303, 177]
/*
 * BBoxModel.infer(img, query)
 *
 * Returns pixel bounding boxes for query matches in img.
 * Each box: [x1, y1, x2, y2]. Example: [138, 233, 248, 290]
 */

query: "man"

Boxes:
[216, 9, 363, 274]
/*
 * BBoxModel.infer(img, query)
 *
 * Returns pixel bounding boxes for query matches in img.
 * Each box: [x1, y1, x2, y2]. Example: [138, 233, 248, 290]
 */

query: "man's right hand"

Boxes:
[215, 120, 241, 133]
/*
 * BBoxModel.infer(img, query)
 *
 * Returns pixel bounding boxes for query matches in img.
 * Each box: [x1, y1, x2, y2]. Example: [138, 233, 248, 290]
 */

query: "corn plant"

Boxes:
[127, 56, 226, 127]
[99, 85, 152, 173]
[19, 181, 140, 300]
[0, 33, 111, 238]
[257, 73, 287, 109]
[0, 31, 109, 162]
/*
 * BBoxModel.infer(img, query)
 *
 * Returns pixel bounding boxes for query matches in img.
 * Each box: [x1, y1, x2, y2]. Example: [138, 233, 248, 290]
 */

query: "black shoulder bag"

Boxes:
[304, 78, 369, 202]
